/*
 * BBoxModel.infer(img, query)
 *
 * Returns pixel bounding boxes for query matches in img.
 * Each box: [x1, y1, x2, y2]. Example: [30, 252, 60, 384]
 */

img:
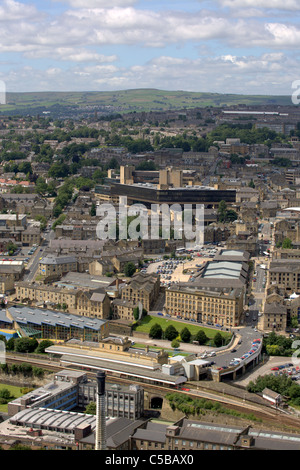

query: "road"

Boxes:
[23, 225, 54, 282]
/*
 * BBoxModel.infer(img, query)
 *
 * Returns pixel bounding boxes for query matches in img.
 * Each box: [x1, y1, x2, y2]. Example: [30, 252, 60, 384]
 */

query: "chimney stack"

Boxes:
[95, 370, 106, 450]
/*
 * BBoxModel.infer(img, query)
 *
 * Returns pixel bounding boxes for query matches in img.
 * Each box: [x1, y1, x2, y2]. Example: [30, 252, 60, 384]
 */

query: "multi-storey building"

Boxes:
[120, 272, 160, 312]
[15, 282, 111, 319]
[268, 259, 300, 294]
[132, 417, 300, 451]
[76, 290, 111, 319]
[39, 255, 77, 277]
[165, 284, 244, 327]
[15, 282, 78, 312]
[112, 298, 139, 322]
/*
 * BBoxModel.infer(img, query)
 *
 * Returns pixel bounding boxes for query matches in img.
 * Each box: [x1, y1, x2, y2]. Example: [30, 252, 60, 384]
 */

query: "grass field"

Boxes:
[0, 384, 25, 413]
[134, 315, 232, 344]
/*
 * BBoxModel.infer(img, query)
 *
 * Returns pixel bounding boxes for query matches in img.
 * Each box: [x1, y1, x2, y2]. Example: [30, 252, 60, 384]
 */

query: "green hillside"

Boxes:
[0, 88, 291, 115]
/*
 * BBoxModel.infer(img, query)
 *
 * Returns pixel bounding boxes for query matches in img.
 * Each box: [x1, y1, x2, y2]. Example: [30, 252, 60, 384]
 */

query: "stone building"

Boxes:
[165, 284, 244, 327]
[120, 272, 160, 312]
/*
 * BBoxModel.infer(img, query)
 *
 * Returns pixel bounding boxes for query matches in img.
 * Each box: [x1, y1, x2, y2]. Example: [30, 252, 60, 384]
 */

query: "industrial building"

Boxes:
[0, 369, 147, 450]
[132, 417, 300, 451]
[7, 369, 145, 421]
[0, 408, 146, 450]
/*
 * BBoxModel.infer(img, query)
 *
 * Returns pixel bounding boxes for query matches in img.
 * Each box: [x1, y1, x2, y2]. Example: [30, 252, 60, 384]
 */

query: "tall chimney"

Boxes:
[95, 370, 106, 450]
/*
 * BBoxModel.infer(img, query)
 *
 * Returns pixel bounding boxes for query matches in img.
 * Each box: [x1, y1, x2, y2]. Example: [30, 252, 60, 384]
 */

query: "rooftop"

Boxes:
[8, 306, 107, 330]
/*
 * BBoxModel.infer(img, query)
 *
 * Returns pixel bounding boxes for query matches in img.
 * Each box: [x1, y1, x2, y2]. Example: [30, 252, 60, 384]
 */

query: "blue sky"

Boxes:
[0, 0, 300, 95]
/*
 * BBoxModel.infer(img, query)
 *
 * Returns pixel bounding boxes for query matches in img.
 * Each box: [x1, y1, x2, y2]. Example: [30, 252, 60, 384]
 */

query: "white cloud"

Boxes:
[0, 0, 299, 96]
[216, 0, 300, 10]
[5, 51, 293, 95]
[52, 0, 137, 7]
[0, 0, 42, 21]
[23, 47, 117, 63]
[265, 23, 300, 46]
[0, 3, 298, 55]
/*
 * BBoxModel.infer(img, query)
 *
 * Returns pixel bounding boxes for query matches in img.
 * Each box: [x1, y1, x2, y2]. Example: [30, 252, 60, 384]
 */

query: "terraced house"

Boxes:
[15, 282, 78, 313]
[15, 282, 111, 320]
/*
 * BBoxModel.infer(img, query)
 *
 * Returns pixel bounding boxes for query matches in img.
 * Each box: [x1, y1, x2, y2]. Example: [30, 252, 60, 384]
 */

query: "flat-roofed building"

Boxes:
[7, 368, 144, 421]
[0, 213, 27, 229]
[0, 260, 25, 280]
[95, 181, 236, 209]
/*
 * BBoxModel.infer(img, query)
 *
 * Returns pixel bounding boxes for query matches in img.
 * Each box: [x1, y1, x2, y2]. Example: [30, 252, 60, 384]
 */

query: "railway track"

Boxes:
[4, 353, 300, 430]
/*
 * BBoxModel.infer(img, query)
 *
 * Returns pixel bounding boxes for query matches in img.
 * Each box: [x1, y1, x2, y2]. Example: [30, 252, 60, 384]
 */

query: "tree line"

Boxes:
[149, 322, 229, 348]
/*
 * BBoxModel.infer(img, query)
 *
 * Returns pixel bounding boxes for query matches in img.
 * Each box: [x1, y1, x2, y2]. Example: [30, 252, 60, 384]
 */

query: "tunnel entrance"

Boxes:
[151, 396, 163, 409]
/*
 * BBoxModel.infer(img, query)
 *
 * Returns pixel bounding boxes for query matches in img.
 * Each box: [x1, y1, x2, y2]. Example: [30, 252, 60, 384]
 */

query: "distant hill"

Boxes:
[0, 89, 292, 117]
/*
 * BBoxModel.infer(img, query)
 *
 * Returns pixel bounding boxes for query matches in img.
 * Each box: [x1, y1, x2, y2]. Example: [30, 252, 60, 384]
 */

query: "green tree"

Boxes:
[133, 307, 140, 321]
[213, 332, 223, 348]
[124, 262, 136, 277]
[48, 162, 70, 178]
[0, 388, 13, 401]
[282, 238, 292, 249]
[171, 339, 180, 349]
[165, 325, 178, 341]
[217, 200, 227, 223]
[14, 337, 38, 353]
[265, 344, 282, 356]
[36, 340, 54, 354]
[90, 203, 96, 217]
[35, 177, 48, 196]
[149, 323, 163, 339]
[85, 402, 96, 415]
[180, 327, 191, 343]
[194, 330, 208, 345]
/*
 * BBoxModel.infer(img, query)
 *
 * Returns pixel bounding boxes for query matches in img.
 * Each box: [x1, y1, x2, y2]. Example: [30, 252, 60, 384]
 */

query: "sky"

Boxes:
[0, 0, 300, 95]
